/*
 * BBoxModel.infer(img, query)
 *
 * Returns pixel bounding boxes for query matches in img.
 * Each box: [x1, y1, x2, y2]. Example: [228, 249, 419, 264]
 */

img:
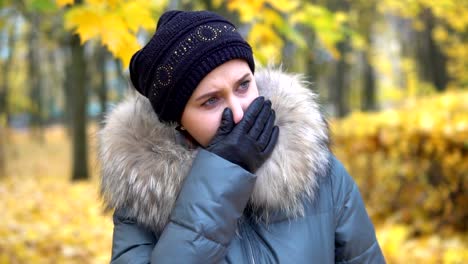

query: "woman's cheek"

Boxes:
[198, 112, 222, 146]
[210, 110, 224, 135]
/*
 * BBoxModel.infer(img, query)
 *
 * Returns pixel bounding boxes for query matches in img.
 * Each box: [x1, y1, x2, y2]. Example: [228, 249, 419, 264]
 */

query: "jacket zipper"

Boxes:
[240, 219, 256, 264]
[246, 238, 255, 264]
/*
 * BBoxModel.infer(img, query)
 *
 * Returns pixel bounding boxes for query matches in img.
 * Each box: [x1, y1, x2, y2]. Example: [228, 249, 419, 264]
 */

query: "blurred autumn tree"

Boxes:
[382, 0, 468, 90]
[65, 0, 89, 180]
[1, 0, 66, 177]
[58, 0, 166, 179]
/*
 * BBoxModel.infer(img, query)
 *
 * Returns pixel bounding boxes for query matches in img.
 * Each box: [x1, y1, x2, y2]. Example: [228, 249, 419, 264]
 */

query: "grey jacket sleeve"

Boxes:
[111, 209, 157, 264]
[331, 156, 386, 264]
[110, 149, 256, 264]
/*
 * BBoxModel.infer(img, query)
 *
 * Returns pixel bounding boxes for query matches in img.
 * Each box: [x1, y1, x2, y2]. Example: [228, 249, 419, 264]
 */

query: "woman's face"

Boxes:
[181, 59, 259, 147]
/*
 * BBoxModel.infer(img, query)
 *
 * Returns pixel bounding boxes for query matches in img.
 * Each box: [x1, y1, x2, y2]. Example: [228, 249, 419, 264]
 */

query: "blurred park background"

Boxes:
[0, 0, 467, 263]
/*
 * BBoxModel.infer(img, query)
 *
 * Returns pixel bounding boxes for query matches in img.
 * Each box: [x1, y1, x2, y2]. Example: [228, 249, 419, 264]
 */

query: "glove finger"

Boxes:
[208, 108, 234, 147]
[248, 100, 272, 139]
[236, 96, 265, 133]
[257, 110, 275, 147]
[218, 108, 234, 134]
[261, 125, 279, 156]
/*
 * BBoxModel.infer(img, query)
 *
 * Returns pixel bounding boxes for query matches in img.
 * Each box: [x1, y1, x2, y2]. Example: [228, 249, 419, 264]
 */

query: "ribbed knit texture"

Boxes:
[129, 10, 255, 123]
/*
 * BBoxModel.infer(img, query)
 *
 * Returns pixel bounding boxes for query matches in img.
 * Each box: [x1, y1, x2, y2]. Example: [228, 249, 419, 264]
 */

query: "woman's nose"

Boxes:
[230, 101, 244, 124]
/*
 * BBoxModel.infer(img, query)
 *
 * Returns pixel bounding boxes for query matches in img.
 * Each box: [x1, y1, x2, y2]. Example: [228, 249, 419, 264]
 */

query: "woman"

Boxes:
[99, 10, 385, 263]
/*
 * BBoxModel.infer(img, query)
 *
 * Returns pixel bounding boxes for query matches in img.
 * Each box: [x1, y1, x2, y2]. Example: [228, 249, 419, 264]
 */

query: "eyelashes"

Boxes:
[239, 80, 250, 91]
[203, 97, 219, 107]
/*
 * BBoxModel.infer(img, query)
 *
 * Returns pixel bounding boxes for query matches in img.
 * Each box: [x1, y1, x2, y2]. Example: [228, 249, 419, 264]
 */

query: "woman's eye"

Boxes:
[238, 80, 250, 92]
[202, 97, 219, 107]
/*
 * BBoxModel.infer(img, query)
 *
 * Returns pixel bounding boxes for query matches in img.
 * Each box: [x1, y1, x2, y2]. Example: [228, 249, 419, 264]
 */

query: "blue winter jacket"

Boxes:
[99, 68, 385, 264]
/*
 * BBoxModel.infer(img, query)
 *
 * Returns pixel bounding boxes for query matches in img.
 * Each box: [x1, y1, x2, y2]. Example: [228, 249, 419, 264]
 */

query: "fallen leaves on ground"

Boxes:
[0, 175, 113, 264]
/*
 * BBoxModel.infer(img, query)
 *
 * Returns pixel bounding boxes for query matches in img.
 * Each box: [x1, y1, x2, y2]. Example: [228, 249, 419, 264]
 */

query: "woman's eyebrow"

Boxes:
[195, 91, 219, 102]
[235, 73, 250, 85]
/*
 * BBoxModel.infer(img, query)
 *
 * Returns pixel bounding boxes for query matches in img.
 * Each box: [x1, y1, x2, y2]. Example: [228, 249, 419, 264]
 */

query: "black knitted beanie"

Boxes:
[129, 10, 255, 123]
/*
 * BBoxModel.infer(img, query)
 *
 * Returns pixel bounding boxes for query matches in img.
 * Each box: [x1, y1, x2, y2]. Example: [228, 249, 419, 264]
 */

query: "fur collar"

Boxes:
[99, 67, 330, 233]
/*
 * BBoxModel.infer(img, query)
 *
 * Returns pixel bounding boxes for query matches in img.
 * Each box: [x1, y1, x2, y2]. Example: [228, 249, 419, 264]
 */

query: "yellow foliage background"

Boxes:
[57, 0, 468, 89]
[332, 91, 467, 233]
[332, 91, 468, 263]
[1, 92, 467, 263]
[60, 0, 167, 67]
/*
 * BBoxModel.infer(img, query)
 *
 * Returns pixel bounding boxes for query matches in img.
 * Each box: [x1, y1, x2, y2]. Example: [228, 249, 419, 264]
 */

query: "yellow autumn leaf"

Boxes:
[99, 13, 128, 48]
[212, 0, 223, 8]
[56, 0, 74, 8]
[351, 34, 366, 50]
[63, 0, 166, 68]
[266, 0, 299, 13]
[227, 0, 265, 22]
[65, 7, 102, 43]
[99, 13, 141, 68]
[289, 9, 306, 25]
[84, 0, 109, 6]
[248, 23, 283, 64]
[317, 33, 340, 59]
[105, 0, 120, 8]
[444, 246, 468, 264]
[432, 26, 448, 42]
[419, 113, 435, 132]
[334, 11, 347, 24]
[153, 0, 169, 11]
[119, 0, 156, 32]
[248, 23, 282, 46]
[112, 34, 141, 68]
[262, 9, 283, 27]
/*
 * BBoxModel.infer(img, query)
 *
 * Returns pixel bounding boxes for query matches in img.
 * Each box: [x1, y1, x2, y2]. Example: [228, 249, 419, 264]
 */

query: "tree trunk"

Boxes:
[1, 23, 16, 125]
[416, 8, 448, 91]
[326, 0, 351, 117]
[68, 33, 89, 181]
[95, 45, 108, 123]
[27, 13, 44, 142]
[355, 1, 378, 112]
[0, 21, 18, 178]
[333, 39, 350, 117]
[362, 50, 376, 111]
[0, 111, 5, 178]
[0, 120, 4, 178]
[63, 45, 73, 135]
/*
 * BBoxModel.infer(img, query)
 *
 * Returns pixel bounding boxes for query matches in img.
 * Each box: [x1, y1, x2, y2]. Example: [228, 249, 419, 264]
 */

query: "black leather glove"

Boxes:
[206, 96, 279, 173]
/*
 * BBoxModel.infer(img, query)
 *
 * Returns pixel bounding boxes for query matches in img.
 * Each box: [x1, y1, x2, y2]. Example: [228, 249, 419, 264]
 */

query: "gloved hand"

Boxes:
[206, 96, 279, 173]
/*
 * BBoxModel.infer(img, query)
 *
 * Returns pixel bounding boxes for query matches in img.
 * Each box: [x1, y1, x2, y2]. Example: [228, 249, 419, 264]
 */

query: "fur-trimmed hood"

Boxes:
[99, 67, 330, 233]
